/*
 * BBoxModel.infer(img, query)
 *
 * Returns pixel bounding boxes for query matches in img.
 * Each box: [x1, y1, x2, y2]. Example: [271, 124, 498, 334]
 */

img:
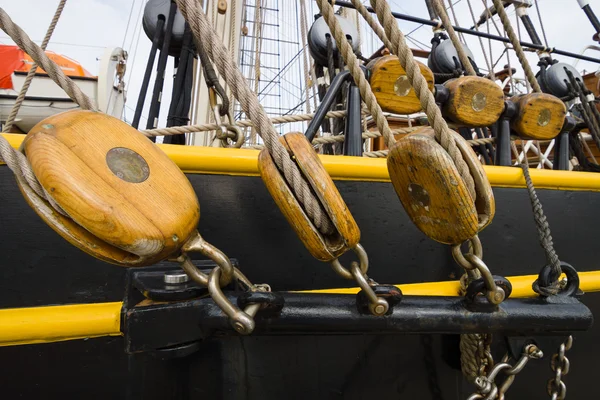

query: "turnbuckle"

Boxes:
[209, 87, 244, 148]
[330, 243, 391, 316]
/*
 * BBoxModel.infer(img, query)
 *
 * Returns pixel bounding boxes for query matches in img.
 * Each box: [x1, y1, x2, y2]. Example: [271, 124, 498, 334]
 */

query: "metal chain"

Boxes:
[547, 336, 573, 400]
[468, 344, 544, 400]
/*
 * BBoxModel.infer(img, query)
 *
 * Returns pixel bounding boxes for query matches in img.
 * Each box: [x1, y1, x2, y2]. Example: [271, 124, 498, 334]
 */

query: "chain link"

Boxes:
[547, 336, 573, 400]
[468, 344, 544, 400]
[452, 235, 504, 305]
[330, 244, 389, 316]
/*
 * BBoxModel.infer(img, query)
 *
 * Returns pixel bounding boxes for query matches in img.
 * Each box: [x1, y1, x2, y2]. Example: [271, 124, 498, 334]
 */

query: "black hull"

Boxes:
[0, 162, 598, 399]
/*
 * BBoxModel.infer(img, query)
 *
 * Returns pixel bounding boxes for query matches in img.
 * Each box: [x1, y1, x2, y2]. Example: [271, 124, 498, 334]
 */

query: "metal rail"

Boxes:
[334, 1, 600, 64]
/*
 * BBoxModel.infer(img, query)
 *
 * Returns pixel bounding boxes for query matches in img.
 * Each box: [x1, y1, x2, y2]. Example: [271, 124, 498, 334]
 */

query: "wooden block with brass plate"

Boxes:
[442, 76, 505, 127]
[258, 132, 360, 261]
[217, 0, 227, 14]
[369, 55, 435, 115]
[510, 93, 567, 140]
[20, 110, 200, 266]
[387, 127, 494, 245]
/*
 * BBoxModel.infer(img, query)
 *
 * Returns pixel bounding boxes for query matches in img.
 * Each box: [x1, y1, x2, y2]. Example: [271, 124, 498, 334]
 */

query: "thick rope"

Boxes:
[431, 0, 477, 76]
[491, 0, 541, 93]
[248, 127, 419, 150]
[369, 0, 476, 201]
[316, 0, 395, 148]
[3, 0, 67, 132]
[0, 8, 96, 110]
[174, 0, 334, 235]
[142, 110, 353, 136]
[522, 156, 562, 296]
[249, 0, 264, 145]
[0, 6, 95, 216]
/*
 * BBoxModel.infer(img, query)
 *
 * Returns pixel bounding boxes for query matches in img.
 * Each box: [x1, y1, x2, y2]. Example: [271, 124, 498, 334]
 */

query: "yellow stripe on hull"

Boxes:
[3, 133, 600, 191]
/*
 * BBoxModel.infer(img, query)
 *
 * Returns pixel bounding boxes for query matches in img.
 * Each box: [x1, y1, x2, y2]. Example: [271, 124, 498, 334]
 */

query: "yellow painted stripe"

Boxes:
[301, 271, 600, 297]
[0, 302, 122, 347]
[0, 271, 599, 346]
[3, 133, 600, 191]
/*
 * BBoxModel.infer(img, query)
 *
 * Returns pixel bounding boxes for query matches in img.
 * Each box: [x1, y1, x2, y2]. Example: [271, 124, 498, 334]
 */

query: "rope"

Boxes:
[249, 0, 264, 145]
[174, 0, 334, 235]
[228, 0, 237, 115]
[432, 0, 477, 76]
[521, 156, 562, 296]
[142, 110, 353, 136]
[431, 0, 476, 76]
[0, 8, 96, 110]
[490, 0, 541, 92]
[465, 0, 493, 79]
[248, 127, 420, 151]
[3, 0, 67, 132]
[0, 5, 96, 217]
[316, 0, 396, 148]
[299, 0, 312, 114]
[368, 0, 476, 201]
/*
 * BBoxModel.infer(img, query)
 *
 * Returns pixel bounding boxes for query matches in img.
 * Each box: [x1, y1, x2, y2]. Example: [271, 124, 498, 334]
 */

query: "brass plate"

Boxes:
[471, 92, 487, 112]
[394, 75, 411, 97]
[106, 147, 150, 183]
[538, 108, 551, 127]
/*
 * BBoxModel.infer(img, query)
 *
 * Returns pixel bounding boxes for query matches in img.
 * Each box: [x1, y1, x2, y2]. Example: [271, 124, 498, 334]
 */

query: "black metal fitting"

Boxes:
[538, 262, 580, 298]
[237, 291, 285, 315]
[465, 275, 513, 304]
[356, 284, 403, 315]
[434, 84, 450, 107]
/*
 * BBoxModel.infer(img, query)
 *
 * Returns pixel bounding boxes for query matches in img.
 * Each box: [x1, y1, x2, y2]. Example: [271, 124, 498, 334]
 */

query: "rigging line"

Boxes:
[126, 0, 145, 51]
[0, 36, 106, 49]
[465, 0, 493, 77]
[405, 35, 429, 50]
[121, 0, 137, 49]
[533, 0, 549, 48]
[243, 52, 305, 97]
[445, 0, 466, 44]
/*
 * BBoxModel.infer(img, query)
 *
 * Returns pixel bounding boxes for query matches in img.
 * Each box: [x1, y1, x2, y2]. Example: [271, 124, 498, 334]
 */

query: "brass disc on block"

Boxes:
[387, 127, 494, 244]
[20, 110, 200, 266]
[258, 132, 360, 261]
[511, 93, 567, 140]
[368, 55, 435, 115]
[442, 76, 505, 127]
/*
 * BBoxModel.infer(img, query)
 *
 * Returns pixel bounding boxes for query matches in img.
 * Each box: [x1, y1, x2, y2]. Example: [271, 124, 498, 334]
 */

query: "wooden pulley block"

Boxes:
[387, 127, 495, 245]
[258, 132, 360, 261]
[510, 93, 567, 140]
[368, 55, 435, 115]
[442, 76, 505, 127]
[217, 0, 227, 14]
[19, 110, 200, 266]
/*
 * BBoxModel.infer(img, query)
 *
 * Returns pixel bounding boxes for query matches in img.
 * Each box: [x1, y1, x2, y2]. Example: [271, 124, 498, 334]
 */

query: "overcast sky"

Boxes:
[1, 0, 599, 132]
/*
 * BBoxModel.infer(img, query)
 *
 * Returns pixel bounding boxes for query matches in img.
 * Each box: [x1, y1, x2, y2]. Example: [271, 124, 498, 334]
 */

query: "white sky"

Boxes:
[1, 0, 599, 132]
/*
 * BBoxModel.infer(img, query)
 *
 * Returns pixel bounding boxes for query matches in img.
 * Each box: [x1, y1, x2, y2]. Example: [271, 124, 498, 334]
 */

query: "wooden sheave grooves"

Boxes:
[20, 110, 200, 266]
[258, 132, 360, 261]
[368, 55, 435, 115]
[387, 127, 495, 245]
